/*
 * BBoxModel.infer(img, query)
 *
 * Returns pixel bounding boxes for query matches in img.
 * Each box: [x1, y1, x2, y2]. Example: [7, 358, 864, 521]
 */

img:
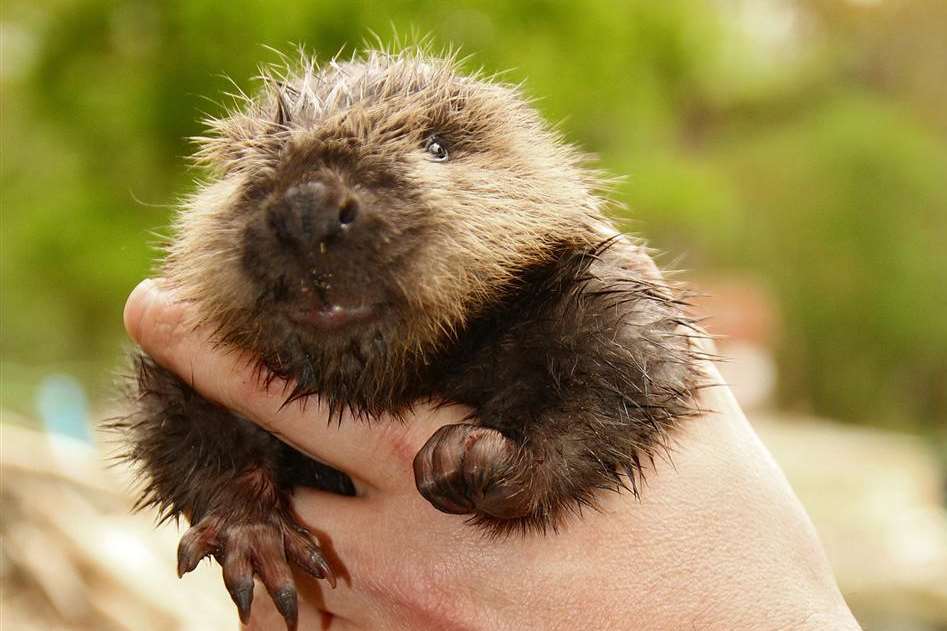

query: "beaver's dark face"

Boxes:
[166, 51, 604, 406]
[235, 122, 431, 376]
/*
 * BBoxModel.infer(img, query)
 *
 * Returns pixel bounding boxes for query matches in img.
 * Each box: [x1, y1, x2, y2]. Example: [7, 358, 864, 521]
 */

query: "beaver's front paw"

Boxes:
[413, 423, 533, 520]
[177, 508, 333, 630]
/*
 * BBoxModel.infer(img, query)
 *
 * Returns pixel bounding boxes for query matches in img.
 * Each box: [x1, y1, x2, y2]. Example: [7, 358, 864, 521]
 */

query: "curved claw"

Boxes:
[284, 526, 336, 587]
[272, 586, 299, 631]
[177, 519, 219, 577]
[230, 582, 255, 624]
[222, 549, 255, 623]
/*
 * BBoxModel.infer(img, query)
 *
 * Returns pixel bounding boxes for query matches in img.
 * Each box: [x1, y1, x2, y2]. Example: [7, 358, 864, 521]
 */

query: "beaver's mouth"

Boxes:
[288, 298, 381, 331]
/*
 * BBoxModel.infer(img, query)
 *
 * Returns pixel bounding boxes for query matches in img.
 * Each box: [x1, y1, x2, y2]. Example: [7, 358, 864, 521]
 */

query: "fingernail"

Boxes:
[123, 278, 160, 343]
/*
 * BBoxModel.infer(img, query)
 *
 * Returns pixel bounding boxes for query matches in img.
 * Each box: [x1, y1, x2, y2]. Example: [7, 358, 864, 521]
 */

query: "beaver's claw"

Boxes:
[177, 510, 334, 630]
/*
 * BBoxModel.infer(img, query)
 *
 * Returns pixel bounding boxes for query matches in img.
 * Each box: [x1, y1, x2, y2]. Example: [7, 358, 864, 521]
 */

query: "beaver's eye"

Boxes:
[424, 136, 449, 162]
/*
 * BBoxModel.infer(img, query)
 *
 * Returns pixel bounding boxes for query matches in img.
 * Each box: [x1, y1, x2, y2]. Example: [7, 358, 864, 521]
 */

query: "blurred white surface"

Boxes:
[755, 414, 947, 627]
[1, 418, 237, 631]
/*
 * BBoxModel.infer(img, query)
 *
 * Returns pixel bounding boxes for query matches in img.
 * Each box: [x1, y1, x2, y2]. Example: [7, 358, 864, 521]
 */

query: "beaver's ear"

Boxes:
[192, 80, 297, 176]
[274, 86, 291, 128]
[273, 81, 302, 128]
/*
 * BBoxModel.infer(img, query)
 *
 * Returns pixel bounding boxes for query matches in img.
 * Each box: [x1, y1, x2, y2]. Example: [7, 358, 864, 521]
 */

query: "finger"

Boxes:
[124, 279, 470, 491]
[591, 226, 665, 283]
[284, 485, 512, 627]
[282, 490, 403, 623]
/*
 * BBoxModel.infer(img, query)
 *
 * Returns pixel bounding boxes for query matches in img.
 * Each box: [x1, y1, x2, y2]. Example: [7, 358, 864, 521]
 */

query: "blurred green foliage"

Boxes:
[2, 0, 945, 432]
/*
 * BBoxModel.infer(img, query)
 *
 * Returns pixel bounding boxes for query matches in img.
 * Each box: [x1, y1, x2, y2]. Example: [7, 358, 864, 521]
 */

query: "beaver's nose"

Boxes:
[277, 181, 360, 246]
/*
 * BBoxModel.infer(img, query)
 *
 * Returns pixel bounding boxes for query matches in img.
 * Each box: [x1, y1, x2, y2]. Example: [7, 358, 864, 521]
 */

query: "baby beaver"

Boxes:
[115, 48, 707, 628]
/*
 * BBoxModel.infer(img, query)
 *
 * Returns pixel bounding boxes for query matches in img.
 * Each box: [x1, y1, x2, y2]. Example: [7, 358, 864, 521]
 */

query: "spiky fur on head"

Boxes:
[163, 46, 617, 412]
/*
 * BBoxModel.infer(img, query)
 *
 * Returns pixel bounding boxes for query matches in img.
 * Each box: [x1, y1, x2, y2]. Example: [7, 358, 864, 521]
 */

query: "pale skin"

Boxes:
[125, 278, 862, 631]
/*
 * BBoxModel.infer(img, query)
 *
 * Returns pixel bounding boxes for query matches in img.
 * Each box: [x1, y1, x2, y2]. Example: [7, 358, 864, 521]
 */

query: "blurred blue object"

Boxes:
[35, 373, 92, 443]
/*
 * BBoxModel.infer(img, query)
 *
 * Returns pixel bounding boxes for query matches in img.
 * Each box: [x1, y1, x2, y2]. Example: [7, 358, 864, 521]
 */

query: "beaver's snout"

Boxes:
[269, 179, 361, 251]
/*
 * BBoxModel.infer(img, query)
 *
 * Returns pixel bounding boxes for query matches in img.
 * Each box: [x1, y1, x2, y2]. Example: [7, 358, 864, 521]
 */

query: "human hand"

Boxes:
[125, 279, 861, 631]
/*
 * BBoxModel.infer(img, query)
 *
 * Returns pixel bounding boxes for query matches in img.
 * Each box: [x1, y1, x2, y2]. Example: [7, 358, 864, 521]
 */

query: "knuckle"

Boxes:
[378, 420, 425, 471]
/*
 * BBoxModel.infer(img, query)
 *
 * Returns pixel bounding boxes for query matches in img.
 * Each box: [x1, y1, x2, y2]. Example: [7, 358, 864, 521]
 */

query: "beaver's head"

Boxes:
[165, 48, 609, 408]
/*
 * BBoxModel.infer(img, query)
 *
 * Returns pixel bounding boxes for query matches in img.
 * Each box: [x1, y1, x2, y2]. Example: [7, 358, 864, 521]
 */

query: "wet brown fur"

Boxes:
[111, 45, 708, 628]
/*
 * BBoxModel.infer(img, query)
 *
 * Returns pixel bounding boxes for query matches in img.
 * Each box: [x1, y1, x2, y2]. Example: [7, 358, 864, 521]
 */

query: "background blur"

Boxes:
[2, 1, 945, 630]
